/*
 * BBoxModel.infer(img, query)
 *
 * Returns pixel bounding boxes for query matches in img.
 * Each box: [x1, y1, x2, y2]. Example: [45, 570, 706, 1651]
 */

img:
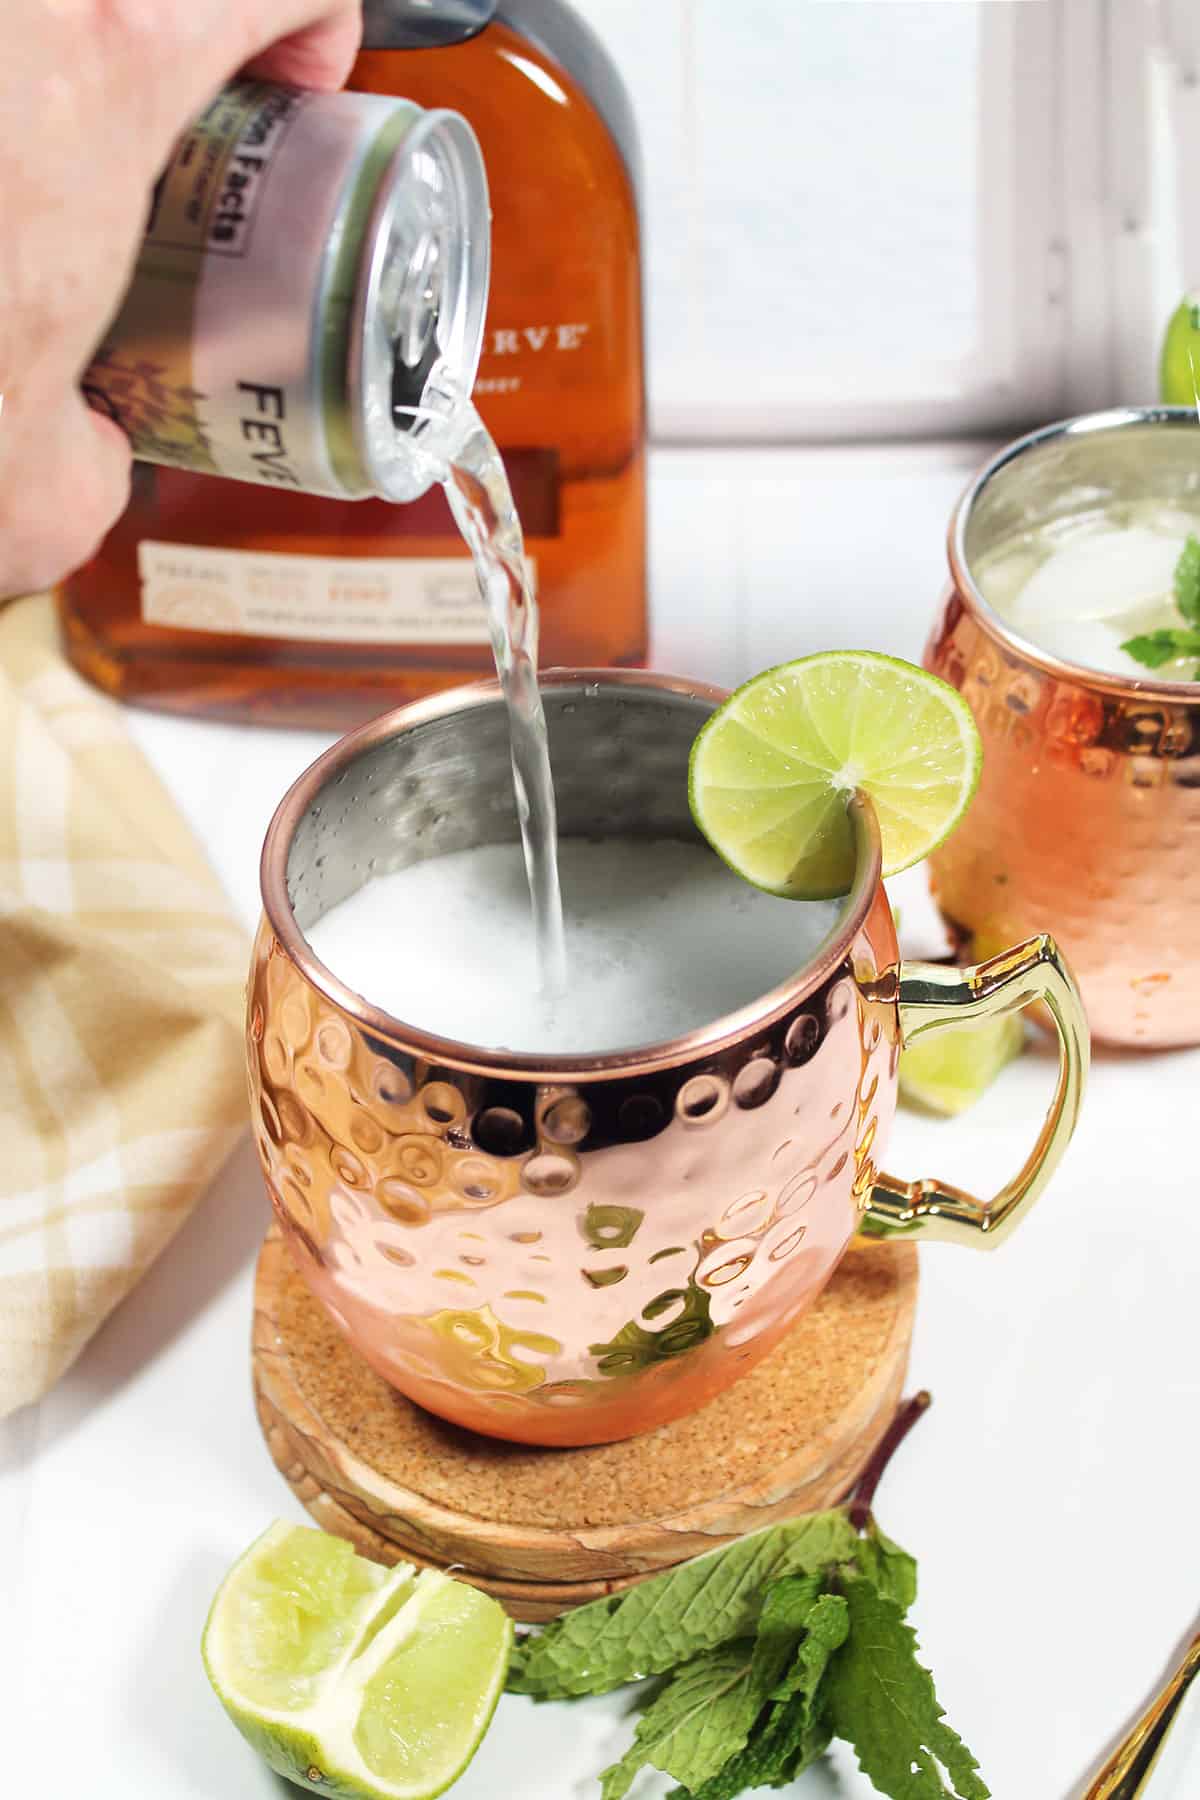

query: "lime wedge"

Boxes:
[689, 652, 982, 898]
[202, 1522, 512, 1799]
[1161, 297, 1200, 407]
[899, 1011, 1026, 1116]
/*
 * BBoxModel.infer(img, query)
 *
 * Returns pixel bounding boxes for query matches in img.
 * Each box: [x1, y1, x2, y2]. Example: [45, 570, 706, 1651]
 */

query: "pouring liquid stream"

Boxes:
[418, 394, 567, 999]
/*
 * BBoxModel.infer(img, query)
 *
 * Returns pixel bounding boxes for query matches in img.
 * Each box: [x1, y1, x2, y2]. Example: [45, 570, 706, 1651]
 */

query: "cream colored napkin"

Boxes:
[0, 595, 247, 1416]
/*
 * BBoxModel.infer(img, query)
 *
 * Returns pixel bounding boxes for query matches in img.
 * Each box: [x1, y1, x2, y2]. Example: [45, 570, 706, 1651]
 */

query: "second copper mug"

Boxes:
[927, 406, 1200, 1048]
[249, 671, 1088, 1446]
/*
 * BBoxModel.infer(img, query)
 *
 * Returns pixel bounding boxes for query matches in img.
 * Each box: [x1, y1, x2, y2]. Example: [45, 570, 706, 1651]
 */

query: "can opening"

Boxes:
[350, 110, 491, 500]
[388, 227, 444, 434]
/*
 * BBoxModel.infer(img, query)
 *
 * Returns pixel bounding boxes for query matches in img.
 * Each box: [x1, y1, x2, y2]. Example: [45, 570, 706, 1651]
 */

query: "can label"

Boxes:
[85, 83, 417, 496]
[138, 541, 501, 645]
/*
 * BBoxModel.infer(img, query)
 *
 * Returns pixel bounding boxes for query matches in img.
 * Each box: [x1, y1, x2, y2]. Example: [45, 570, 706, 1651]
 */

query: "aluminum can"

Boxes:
[84, 80, 489, 502]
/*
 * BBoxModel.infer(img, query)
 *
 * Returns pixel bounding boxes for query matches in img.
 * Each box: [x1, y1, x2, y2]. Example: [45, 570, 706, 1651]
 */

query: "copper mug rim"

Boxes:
[259, 668, 884, 1083]
[947, 403, 1200, 705]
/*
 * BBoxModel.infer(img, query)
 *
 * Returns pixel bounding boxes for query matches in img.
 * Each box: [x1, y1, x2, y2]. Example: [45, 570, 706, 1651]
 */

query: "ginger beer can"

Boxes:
[84, 81, 489, 501]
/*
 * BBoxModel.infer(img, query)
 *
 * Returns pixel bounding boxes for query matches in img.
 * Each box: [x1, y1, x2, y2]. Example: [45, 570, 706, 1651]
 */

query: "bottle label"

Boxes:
[138, 541, 497, 644]
[473, 322, 593, 401]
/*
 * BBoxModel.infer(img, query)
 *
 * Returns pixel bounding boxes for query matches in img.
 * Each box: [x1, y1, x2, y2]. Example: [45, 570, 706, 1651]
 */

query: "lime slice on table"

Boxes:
[689, 652, 982, 899]
[899, 1010, 1026, 1116]
[202, 1521, 512, 1800]
[1161, 296, 1200, 407]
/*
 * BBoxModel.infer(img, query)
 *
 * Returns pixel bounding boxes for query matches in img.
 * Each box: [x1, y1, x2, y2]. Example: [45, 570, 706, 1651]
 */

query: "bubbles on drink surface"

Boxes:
[305, 839, 840, 1056]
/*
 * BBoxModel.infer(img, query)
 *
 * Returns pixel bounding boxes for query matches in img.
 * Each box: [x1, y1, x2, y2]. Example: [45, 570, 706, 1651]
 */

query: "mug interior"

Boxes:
[266, 674, 877, 1071]
[961, 408, 1200, 567]
[953, 407, 1200, 695]
[287, 678, 715, 929]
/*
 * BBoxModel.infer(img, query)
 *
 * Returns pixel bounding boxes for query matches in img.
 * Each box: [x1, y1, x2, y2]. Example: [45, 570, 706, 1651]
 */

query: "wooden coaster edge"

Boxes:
[254, 1231, 917, 1585]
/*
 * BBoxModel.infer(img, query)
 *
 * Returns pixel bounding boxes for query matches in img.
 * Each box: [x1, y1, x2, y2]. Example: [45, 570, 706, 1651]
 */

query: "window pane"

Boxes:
[572, 0, 1065, 439]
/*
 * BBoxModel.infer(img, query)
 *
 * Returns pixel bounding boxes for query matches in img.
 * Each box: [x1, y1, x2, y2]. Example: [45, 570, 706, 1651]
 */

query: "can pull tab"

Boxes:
[387, 228, 444, 435]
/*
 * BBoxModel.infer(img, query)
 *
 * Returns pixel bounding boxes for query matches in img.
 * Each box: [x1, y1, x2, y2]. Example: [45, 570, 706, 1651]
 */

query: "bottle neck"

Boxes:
[361, 1, 498, 51]
[361, 0, 642, 214]
[497, 0, 641, 205]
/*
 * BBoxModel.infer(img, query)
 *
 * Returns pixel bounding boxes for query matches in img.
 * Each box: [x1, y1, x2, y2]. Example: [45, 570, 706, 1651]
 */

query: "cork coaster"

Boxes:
[253, 1228, 917, 1622]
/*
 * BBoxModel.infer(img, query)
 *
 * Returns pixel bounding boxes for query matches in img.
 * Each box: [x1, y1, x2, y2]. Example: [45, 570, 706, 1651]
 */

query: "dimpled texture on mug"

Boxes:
[926, 598, 1200, 1046]
[246, 893, 899, 1446]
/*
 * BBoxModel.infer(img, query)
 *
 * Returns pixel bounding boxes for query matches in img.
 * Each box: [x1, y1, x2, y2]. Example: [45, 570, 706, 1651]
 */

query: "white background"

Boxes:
[569, 0, 1200, 437]
[4, 6, 1200, 1799]
[3, 445, 1199, 1799]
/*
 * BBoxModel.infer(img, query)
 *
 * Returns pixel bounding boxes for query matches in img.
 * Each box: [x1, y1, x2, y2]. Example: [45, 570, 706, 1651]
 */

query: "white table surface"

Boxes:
[3, 442, 1199, 1800]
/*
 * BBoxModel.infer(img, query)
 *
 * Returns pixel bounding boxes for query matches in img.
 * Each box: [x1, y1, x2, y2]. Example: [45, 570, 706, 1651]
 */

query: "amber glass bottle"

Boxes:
[59, 0, 646, 727]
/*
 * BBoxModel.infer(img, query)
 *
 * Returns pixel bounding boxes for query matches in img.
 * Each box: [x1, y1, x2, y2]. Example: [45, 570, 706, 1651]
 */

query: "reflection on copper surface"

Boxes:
[249, 672, 1083, 1445]
[929, 410, 1200, 1048]
[249, 896, 895, 1444]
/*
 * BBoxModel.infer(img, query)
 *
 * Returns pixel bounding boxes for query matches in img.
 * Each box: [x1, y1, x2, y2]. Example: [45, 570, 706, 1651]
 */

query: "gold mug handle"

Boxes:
[861, 935, 1089, 1249]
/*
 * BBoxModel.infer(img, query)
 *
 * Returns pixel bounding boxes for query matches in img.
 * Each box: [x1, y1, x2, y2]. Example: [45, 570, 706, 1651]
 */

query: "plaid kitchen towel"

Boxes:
[0, 595, 247, 1416]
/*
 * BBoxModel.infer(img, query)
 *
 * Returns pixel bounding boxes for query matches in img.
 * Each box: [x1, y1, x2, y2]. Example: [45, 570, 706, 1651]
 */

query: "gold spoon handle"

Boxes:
[1085, 1631, 1200, 1799]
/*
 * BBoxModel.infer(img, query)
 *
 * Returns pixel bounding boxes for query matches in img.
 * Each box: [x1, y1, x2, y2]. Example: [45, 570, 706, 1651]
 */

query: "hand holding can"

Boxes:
[0, 1, 361, 600]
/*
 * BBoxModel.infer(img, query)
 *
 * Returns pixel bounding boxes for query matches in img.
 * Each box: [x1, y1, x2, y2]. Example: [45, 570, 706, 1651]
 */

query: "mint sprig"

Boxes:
[1121, 627, 1200, 669]
[507, 1510, 861, 1699]
[508, 1391, 990, 1800]
[1121, 532, 1200, 676]
[601, 1580, 847, 1800]
[675, 1590, 851, 1800]
[599, 1642, 762, 1800]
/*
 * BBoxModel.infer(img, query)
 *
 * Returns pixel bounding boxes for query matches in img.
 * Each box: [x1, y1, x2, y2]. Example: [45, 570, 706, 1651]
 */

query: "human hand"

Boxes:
[0, 2, 362, 599]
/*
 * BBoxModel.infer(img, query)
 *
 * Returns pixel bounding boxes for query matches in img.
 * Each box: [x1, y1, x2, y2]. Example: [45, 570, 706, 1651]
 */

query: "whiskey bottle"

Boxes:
[59, 0, 647, 728]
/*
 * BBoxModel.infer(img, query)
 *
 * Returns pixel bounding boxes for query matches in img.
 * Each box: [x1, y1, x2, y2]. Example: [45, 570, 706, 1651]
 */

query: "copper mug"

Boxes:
[248, 671, 1088, 1447]
[927, 406, 1200, 1048]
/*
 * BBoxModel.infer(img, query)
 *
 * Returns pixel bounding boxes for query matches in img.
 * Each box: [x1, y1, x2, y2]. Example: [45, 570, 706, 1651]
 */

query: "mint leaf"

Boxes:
[673, 1704, 831, 1800]
[599, 1643, 758, 1800]
[676, 1592, 848, 1800]
[744, 1576, 828, 1737]
[1121, 626, 1200, 670]
[1174, 532, 1200, 623]
[825, 1578, 990, 1800]
[757, 1572, 822, 1633]
[770, 1591, 850, 1704]
[850, 1520, 918, 1610]
[507, 1511, 860, 1698]
[601, 1586, 826, 1800]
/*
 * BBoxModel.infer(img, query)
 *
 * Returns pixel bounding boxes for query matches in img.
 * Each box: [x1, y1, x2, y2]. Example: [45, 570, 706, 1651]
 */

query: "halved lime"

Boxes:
[689, 652, 982, 899]
[899, 1012, 1026, 1116]
[202, 1521, 512, 1799]
[1160, 296, 1200, 407]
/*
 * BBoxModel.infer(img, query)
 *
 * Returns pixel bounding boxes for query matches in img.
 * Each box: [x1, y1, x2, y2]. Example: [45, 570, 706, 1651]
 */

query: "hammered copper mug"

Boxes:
[248, 671, 1088, 1447]
[927, 406, 1200, 1048]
